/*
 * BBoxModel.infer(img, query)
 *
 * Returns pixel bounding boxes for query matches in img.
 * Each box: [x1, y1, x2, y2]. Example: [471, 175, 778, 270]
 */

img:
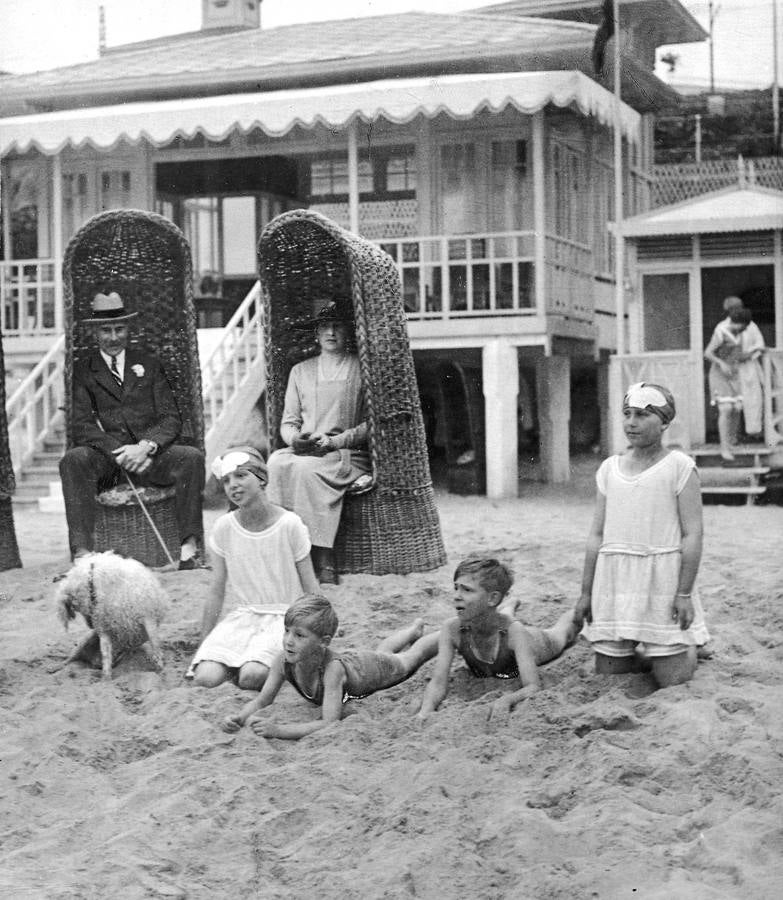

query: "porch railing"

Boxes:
[1, 259, 60, 337]
[378, 231, 537, 320]
[763, 350, 783, 447]
[544, 235, 594, 323]
[5, 334, 65, 475]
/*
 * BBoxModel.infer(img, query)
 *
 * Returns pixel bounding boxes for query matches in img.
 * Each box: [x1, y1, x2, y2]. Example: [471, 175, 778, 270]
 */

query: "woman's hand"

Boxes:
[291, 432, 318, 455]
[310, 432, 334, 454]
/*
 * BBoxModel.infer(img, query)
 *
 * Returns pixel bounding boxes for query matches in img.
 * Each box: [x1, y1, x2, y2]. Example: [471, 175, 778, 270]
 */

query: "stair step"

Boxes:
[20, 465, 60, 481]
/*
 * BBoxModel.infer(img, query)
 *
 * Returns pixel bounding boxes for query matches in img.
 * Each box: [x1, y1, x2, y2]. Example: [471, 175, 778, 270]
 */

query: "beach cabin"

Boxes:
[613, 182, 783, 499]
[0, 0, 706, 502]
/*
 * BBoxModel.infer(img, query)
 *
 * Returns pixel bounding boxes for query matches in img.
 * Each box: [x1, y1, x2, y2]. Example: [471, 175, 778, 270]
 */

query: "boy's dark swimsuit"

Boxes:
[458, 623, 560, 678]
[284, 650, 408, 705]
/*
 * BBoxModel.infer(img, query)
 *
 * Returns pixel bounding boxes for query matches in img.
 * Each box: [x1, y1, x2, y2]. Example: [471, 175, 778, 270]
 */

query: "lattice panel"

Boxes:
[652, 157, 783, 207]
[309, 200, 418, 240]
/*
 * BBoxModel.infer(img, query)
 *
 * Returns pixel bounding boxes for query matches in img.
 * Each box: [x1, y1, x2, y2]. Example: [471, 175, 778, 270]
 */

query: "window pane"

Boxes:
[642, 273, 690, 350]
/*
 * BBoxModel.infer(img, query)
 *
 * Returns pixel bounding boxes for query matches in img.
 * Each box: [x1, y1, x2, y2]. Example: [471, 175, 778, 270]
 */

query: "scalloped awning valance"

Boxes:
[0, 70, 641, 157]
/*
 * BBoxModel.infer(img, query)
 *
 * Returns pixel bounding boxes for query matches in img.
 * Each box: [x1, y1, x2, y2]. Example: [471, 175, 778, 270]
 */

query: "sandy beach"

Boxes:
[1, 457, 782, 899]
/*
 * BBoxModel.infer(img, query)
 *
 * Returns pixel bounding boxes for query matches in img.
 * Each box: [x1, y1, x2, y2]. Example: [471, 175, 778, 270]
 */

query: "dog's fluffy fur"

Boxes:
[55, 551, 168, 678]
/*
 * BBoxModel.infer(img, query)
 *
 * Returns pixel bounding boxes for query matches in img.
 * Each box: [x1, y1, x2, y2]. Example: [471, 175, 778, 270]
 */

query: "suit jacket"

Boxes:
[71, 349, 182, 457]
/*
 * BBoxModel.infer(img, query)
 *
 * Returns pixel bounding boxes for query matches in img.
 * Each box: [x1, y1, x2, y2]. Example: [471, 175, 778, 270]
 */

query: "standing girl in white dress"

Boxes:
[189, 446, 320, 690]
[573, 383, 709, 687]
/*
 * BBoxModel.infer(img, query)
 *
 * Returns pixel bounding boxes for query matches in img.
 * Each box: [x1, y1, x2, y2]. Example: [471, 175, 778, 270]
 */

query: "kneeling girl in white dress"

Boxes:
[188, 446, 320, 690]
[573, 383, 709, 688]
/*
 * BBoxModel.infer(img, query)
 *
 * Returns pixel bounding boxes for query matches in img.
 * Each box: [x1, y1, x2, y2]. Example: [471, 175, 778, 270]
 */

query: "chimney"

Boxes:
[201, 0, 261, 31]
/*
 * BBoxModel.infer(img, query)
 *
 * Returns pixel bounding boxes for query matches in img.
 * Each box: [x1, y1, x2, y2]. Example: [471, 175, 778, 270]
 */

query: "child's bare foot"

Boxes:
[410, 618, 425, 641]
[497, 597, 521, 617]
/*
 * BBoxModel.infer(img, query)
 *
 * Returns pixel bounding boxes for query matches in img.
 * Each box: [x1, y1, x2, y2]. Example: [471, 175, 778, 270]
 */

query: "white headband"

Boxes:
[211, 450, 266, 480]
[624, 383, 668, 410]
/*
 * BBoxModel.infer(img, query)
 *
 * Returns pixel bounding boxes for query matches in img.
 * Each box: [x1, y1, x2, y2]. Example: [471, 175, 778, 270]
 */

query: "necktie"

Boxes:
[110, 355, 123, 387]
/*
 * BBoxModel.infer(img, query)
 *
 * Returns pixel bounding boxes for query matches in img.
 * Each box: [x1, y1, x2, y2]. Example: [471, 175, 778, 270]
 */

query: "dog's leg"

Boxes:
[49, 630, 101, 673]
[99, 632, 114, 679]
[142, 616, 164, 672]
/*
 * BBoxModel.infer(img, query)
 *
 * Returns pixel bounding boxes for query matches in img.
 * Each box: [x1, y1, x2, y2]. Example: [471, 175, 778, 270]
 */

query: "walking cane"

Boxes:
[123, 472, 177, 568]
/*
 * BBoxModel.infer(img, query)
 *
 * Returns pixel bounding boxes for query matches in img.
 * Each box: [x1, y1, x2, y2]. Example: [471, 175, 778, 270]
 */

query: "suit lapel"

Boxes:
[90, 353, 122, 400]
[122, 350, 142, 396]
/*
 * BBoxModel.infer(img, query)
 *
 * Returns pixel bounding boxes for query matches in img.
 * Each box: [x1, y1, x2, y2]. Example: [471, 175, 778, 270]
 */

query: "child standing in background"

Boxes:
[573, 383, 709, 687]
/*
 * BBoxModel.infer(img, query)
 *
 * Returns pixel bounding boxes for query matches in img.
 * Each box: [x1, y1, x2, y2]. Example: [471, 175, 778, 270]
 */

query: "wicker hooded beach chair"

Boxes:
[0, 325, 22, 571]
[63, 209, 204, 565]
[258, 209, 446, 576]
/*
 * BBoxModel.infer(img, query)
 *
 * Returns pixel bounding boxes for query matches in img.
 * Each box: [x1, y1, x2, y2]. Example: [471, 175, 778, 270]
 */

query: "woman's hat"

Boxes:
[293, 299, 354, 330]
[83, 291, 138, 324]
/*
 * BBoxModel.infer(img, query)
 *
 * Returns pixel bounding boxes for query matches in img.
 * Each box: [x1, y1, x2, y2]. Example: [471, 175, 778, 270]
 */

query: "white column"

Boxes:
[482, 338, 518, 499]
[536, 354, 570, 483]
[347, 120, 359, 234]
[1, 160, 12, 262]
[52, 153, 64, 333]
[532, 111, 546, 316]
[774, 230, 783, 349]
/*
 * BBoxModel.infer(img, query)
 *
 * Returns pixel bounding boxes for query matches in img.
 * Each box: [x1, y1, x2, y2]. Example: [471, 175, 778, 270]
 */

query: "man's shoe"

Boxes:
[178, 557, 198, 571]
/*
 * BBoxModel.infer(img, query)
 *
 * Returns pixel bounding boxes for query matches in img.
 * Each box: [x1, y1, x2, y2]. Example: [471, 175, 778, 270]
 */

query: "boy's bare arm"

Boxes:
[252, 661, 348, 740]
[200, 554, 227, 641]
[416, 622, 456, 718]
[489, 624, 542, 721]
[222, 656, 285, 732]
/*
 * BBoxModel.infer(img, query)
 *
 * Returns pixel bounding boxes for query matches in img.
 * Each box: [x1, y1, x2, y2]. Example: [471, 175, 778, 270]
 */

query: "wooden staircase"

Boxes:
[691, 445, 772, 505]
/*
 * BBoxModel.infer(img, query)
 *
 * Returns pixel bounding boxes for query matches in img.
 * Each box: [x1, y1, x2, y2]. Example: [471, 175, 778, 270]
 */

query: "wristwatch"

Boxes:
[141, 439, 158, 456]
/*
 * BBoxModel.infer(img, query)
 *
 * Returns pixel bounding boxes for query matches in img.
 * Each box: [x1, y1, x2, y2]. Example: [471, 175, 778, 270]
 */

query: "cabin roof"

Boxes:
[0, 10, 676, 113]
[476, 1, 707, 45]
[622, 185, 783, 236]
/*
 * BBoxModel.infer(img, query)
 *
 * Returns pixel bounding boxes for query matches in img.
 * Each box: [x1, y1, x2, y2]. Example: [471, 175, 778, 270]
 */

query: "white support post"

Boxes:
[532, 110, 546, 316]
[347, 120, 359, 234]
[613, 0, 625, 356]
[482, 338, 518, 499]
[536, 354, 571, 483]
[774, 230, 783, 349]
[52, 153, 64, 333]
[1, 159, 12, 262]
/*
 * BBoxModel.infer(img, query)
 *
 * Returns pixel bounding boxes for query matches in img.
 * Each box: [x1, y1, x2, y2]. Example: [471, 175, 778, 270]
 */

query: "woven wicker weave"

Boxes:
[258, 209, 446, 575]
[63, 209, 204, 562]
[0, 322, 22, 571]
[95, 485, 179, 567]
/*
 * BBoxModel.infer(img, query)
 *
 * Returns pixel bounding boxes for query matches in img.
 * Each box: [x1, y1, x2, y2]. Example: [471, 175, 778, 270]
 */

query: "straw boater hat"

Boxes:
[83, 291, 137, 324]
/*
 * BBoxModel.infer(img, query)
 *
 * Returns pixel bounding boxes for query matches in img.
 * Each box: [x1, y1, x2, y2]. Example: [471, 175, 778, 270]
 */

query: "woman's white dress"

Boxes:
[187, 509, 311, 674]
[583, 451, 710, 648]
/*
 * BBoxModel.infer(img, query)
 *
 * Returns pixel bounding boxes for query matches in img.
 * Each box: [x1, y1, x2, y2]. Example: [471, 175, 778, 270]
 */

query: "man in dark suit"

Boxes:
[59, 291, 205, 568]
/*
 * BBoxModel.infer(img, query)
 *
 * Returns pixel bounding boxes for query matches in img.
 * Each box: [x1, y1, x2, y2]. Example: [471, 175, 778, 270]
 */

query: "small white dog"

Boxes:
[55, 551, 168, 679]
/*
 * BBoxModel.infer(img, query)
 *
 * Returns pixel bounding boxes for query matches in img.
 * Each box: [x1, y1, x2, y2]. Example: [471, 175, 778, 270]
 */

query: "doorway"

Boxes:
[701, 264, 774, 441]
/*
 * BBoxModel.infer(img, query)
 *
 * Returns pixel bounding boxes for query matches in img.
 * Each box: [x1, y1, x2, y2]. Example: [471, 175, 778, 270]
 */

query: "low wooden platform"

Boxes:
[689, 445, 772, 505]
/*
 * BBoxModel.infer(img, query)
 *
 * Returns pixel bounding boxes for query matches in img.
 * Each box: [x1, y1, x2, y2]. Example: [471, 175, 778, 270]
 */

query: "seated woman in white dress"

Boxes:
[267, 301, 371, 584]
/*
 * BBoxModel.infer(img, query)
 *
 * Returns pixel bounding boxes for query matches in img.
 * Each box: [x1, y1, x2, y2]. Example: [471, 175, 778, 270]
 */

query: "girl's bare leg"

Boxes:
[237, 662, 269, 691]
[595, 653, 638, 675]
[717, 404, 735, 460]
[651, 647, 697, 687]
[192, 660, 233, 688]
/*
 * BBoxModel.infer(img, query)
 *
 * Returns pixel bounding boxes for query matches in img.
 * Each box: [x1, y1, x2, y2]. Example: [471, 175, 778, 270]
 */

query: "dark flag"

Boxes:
[592, 0, 615, 78]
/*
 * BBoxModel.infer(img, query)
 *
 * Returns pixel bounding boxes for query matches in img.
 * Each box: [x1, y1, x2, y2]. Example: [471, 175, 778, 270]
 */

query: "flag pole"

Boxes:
[612, 0, 625, 357]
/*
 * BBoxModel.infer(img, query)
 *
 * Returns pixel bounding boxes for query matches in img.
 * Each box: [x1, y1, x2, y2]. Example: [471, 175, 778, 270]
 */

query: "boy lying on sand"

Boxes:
[221, 594, 438, 740]
[416, 557, 577, 722]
